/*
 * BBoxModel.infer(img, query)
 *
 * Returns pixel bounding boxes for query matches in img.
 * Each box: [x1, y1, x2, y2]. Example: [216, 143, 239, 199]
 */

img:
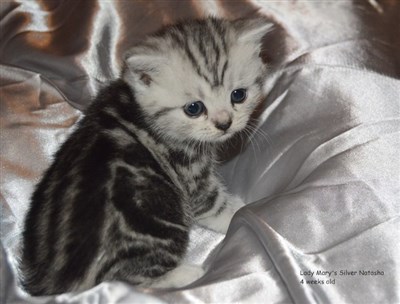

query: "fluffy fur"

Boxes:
[20, 17, 270, 295]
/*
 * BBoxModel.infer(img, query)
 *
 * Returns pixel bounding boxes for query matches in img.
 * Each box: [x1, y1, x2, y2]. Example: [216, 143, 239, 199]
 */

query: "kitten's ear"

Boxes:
[233, 17, 272, 45]
[123, 49, 165, 86]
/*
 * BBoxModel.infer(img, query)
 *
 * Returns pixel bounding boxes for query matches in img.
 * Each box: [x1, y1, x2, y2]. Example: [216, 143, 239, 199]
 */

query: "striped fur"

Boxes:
[20, 17, 270, 295]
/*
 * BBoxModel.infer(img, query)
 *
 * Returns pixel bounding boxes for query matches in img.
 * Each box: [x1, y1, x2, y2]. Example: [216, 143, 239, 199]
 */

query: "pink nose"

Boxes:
[215, 120, 232, 131]
[212, 110, 232, 131]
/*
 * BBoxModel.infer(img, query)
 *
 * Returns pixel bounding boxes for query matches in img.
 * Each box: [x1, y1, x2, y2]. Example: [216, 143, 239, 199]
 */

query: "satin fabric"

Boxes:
[1, 1, 399, 303]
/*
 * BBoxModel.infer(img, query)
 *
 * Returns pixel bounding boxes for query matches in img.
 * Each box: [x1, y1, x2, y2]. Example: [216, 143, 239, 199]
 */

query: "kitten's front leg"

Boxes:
[194, 177, 245, 234]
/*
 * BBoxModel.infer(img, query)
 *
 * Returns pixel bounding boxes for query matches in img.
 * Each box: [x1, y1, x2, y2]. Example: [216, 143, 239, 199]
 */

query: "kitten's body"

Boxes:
[20, 17, 270, 295]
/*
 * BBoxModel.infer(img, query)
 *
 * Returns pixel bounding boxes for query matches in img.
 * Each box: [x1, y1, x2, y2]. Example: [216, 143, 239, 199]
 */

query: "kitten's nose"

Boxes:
[213, 110, 232, 131]
[215, 120, 232, 131]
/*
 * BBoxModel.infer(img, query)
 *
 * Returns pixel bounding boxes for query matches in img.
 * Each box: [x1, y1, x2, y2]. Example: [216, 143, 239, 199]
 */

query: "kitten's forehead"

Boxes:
[163, 20, 231, 88]
[159, 53, 256, 99]
[151, 18, 267, 88]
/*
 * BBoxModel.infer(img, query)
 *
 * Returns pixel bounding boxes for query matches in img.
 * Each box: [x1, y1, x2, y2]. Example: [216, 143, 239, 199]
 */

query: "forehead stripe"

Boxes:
[170, 22, 227, 87]
[220, 60, 228, 86]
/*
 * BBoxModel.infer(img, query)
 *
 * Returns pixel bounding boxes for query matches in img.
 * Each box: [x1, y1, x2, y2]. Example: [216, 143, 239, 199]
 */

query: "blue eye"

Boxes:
[184, 101, 205, 117]
[231, 88, 247, 104]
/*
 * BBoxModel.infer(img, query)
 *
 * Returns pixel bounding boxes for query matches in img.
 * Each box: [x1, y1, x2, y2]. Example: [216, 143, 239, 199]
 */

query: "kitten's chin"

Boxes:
[177, 133, 233, 146]
[214, 132, 235, 143]
[166, 130, 237, 146]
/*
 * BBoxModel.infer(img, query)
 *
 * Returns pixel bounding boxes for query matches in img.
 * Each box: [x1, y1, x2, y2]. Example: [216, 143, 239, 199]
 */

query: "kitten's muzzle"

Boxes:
[212, 110, 232, 132]
[215, 119, 232, 131]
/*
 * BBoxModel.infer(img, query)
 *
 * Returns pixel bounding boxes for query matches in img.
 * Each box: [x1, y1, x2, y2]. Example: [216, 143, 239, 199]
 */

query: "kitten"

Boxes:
[20, 17, 270, 295]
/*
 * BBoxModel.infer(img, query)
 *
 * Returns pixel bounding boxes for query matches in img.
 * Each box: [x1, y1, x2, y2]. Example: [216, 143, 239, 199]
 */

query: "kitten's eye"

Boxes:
[184, 101, 206, 117]
[231, 88, 247, 104]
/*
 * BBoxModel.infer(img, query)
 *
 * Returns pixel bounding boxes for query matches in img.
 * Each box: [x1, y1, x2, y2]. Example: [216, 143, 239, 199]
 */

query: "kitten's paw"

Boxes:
[198, 196, 245, 234]
[150, 264, 204, 288]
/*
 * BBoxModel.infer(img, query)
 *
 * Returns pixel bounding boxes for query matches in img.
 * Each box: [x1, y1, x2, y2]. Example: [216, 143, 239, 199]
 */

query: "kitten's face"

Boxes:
[123, 18, 270, 145]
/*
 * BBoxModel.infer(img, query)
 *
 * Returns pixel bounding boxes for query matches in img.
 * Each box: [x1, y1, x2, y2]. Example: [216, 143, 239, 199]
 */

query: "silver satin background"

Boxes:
[1, 1, 399, 303]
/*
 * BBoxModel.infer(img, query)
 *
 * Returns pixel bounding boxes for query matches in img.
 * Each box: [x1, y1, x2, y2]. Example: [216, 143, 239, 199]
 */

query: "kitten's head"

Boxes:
[122, 17, 271, 145]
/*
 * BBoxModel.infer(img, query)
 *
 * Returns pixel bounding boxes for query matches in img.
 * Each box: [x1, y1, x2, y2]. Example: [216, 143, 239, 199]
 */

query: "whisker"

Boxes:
[241, 127, 258, 163]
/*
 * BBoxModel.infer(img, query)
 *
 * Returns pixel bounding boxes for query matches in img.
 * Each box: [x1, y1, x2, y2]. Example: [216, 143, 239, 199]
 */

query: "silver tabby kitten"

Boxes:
[20, 17, 270, 295]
